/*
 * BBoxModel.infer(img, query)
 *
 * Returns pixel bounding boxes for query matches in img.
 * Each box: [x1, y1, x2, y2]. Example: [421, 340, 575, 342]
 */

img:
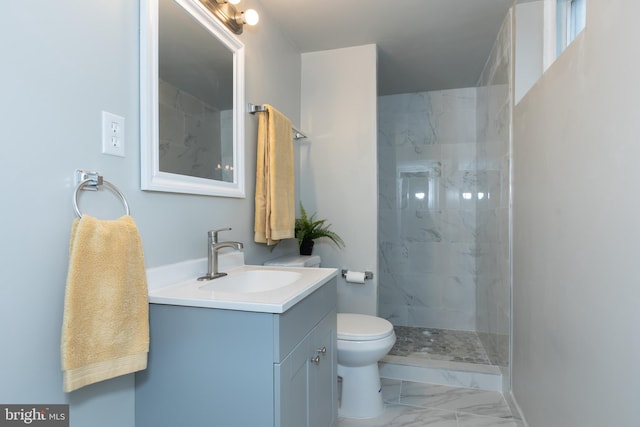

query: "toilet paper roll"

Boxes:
[345, 270, 366, 284]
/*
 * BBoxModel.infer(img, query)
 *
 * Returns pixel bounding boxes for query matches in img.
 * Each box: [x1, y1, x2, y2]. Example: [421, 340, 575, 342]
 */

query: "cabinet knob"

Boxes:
[317, 346, 327, 356]
[311, 355, 320, 365]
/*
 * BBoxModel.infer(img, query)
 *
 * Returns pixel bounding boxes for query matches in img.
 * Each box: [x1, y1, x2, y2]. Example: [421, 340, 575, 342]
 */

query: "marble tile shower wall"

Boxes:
[378, 88, 479, 331]
[377, 8, 513, 377]
[158, 78, 230, 181]
[475, 9, 512, 370]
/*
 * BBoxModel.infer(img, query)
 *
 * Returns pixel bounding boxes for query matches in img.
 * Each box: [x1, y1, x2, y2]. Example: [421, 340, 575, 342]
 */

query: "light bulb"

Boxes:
[242, 9, 259, 26]
[228, 0, 241, 4]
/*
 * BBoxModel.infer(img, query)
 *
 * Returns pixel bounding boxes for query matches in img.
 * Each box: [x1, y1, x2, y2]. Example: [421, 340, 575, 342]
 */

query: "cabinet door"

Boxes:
[275, 336, 310, 427]
[308, 310, 337, 427]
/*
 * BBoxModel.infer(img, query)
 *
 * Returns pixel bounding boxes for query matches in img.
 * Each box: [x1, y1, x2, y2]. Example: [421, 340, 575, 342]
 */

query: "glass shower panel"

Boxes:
[378, 88, 478, 331]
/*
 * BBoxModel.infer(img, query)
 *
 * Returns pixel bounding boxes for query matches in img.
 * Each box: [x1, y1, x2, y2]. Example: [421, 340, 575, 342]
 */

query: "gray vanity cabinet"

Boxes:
[276, 306, 336, 427]
[135, 277, 337, 427]
[308, 314, 337, 427]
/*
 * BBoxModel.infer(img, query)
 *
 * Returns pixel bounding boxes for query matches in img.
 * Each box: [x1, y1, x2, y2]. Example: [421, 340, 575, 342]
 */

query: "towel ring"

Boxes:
[73, 176, 131, 218]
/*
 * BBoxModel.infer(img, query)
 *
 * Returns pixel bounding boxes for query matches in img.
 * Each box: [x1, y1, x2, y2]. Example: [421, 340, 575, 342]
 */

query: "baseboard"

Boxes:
[503, 390, 529, 427]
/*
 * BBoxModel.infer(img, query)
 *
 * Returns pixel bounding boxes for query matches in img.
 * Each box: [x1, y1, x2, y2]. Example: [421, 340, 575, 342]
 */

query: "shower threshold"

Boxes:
[379, 326, 505, 392]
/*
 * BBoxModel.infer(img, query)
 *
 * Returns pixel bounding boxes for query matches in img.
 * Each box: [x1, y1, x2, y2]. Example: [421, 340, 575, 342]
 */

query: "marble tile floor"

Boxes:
[389, 326, 492, 366]
[337, 379, 525, 427]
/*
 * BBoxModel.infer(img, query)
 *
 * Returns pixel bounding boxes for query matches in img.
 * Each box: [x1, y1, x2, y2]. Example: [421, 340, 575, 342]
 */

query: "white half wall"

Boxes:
[301, 45, 378, 315]
[513, 1, 640, 425]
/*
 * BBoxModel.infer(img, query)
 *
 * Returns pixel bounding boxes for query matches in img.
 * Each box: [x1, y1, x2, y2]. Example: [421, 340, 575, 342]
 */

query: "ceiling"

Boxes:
[256, 0, 517, 96]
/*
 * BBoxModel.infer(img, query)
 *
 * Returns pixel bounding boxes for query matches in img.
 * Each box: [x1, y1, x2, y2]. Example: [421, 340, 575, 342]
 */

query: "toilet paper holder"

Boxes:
[341, 270, 374, 280]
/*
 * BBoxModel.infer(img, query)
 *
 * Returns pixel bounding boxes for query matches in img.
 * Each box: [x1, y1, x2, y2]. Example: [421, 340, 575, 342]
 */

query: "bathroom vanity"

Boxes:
[135, 258, 338, 427]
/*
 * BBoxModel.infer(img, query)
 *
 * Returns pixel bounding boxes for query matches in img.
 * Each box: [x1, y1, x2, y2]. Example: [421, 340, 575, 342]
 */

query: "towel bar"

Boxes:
[248, 103, 308, 140]
[73, 169, 130, 218]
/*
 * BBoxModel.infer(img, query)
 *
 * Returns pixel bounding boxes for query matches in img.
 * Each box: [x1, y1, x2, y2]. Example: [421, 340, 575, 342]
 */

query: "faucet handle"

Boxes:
[209, 227, 232, 244]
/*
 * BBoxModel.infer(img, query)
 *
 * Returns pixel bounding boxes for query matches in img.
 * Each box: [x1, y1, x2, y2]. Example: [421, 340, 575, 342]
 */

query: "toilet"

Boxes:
[336, 313, 395, 418]
[264, 255, 396, 419]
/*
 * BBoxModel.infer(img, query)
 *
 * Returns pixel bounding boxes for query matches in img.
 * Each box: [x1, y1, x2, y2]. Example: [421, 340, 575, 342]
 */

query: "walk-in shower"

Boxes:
[377, 10, 513, 390]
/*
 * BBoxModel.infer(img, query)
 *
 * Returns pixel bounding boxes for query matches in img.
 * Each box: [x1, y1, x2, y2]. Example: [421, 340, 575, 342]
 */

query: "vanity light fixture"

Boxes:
[203, 0, 259, 34]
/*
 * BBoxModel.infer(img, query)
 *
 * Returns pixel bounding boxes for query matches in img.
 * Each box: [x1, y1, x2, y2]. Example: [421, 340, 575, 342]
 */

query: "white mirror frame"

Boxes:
[140, 0, 245, 197]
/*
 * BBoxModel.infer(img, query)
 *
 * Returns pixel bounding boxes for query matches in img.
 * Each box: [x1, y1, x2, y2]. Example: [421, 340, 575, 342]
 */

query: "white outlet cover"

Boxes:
[102, 111, 125, 157]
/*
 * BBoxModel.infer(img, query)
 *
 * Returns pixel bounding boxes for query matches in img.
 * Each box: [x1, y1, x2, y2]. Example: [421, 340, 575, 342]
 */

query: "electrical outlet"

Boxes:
[102, 111, 125, 157]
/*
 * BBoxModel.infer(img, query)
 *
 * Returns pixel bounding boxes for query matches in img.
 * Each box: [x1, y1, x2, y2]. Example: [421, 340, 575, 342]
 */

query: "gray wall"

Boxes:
[514, 1, 543, 104]
[300, 45, 379, 316]
[513, 1, 640, 425]
[0, 0, 300, 425]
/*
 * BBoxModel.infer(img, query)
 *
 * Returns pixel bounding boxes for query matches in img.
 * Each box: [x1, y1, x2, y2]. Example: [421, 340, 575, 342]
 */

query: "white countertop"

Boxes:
[145, 253, 337, 313]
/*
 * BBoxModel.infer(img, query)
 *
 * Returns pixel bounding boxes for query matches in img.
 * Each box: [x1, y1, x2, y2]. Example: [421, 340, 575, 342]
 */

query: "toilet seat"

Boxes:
[337, 313, 394, 341]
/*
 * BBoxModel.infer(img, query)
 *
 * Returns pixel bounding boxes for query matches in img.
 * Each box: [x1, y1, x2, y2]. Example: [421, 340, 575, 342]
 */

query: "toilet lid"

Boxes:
[337, 313, 394, 341]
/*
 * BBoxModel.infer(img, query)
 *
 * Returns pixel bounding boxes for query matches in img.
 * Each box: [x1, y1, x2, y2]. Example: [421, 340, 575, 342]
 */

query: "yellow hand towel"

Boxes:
[254, 104, 295, 245]
[61, 214, 149, 392]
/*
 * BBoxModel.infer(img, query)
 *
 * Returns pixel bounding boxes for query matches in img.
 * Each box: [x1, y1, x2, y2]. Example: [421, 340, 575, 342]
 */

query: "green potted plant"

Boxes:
[295, 202, 345, 255]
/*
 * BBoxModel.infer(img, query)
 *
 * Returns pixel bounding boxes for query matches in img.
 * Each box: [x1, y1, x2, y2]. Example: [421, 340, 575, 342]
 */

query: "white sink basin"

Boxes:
[199, 269, 302, 293]
[146, 255, 338, 313]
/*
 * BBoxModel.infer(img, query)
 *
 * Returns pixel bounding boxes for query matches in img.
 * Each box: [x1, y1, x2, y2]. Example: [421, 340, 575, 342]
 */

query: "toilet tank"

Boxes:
[264, 254, 321, 268]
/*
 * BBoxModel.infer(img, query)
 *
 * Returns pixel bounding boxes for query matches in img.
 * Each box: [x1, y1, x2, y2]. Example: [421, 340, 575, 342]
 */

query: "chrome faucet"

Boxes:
[197, 228, 244, 281]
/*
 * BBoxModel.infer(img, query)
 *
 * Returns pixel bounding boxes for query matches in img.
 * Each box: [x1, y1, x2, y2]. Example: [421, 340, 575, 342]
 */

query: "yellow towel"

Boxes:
[254, 104, 295, 245]
[61, 214, 149, 392]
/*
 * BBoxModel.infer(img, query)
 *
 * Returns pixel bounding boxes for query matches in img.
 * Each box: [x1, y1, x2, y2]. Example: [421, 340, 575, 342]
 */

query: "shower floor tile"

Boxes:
[389, 326, 491, 365]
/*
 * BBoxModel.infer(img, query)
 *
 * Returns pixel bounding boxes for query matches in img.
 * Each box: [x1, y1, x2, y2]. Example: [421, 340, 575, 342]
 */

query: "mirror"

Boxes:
[141, 0, 245, 197]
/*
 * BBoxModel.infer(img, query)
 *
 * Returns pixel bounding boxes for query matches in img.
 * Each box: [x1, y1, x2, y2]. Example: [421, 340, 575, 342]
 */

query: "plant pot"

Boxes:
[299, 239, 314, 256]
